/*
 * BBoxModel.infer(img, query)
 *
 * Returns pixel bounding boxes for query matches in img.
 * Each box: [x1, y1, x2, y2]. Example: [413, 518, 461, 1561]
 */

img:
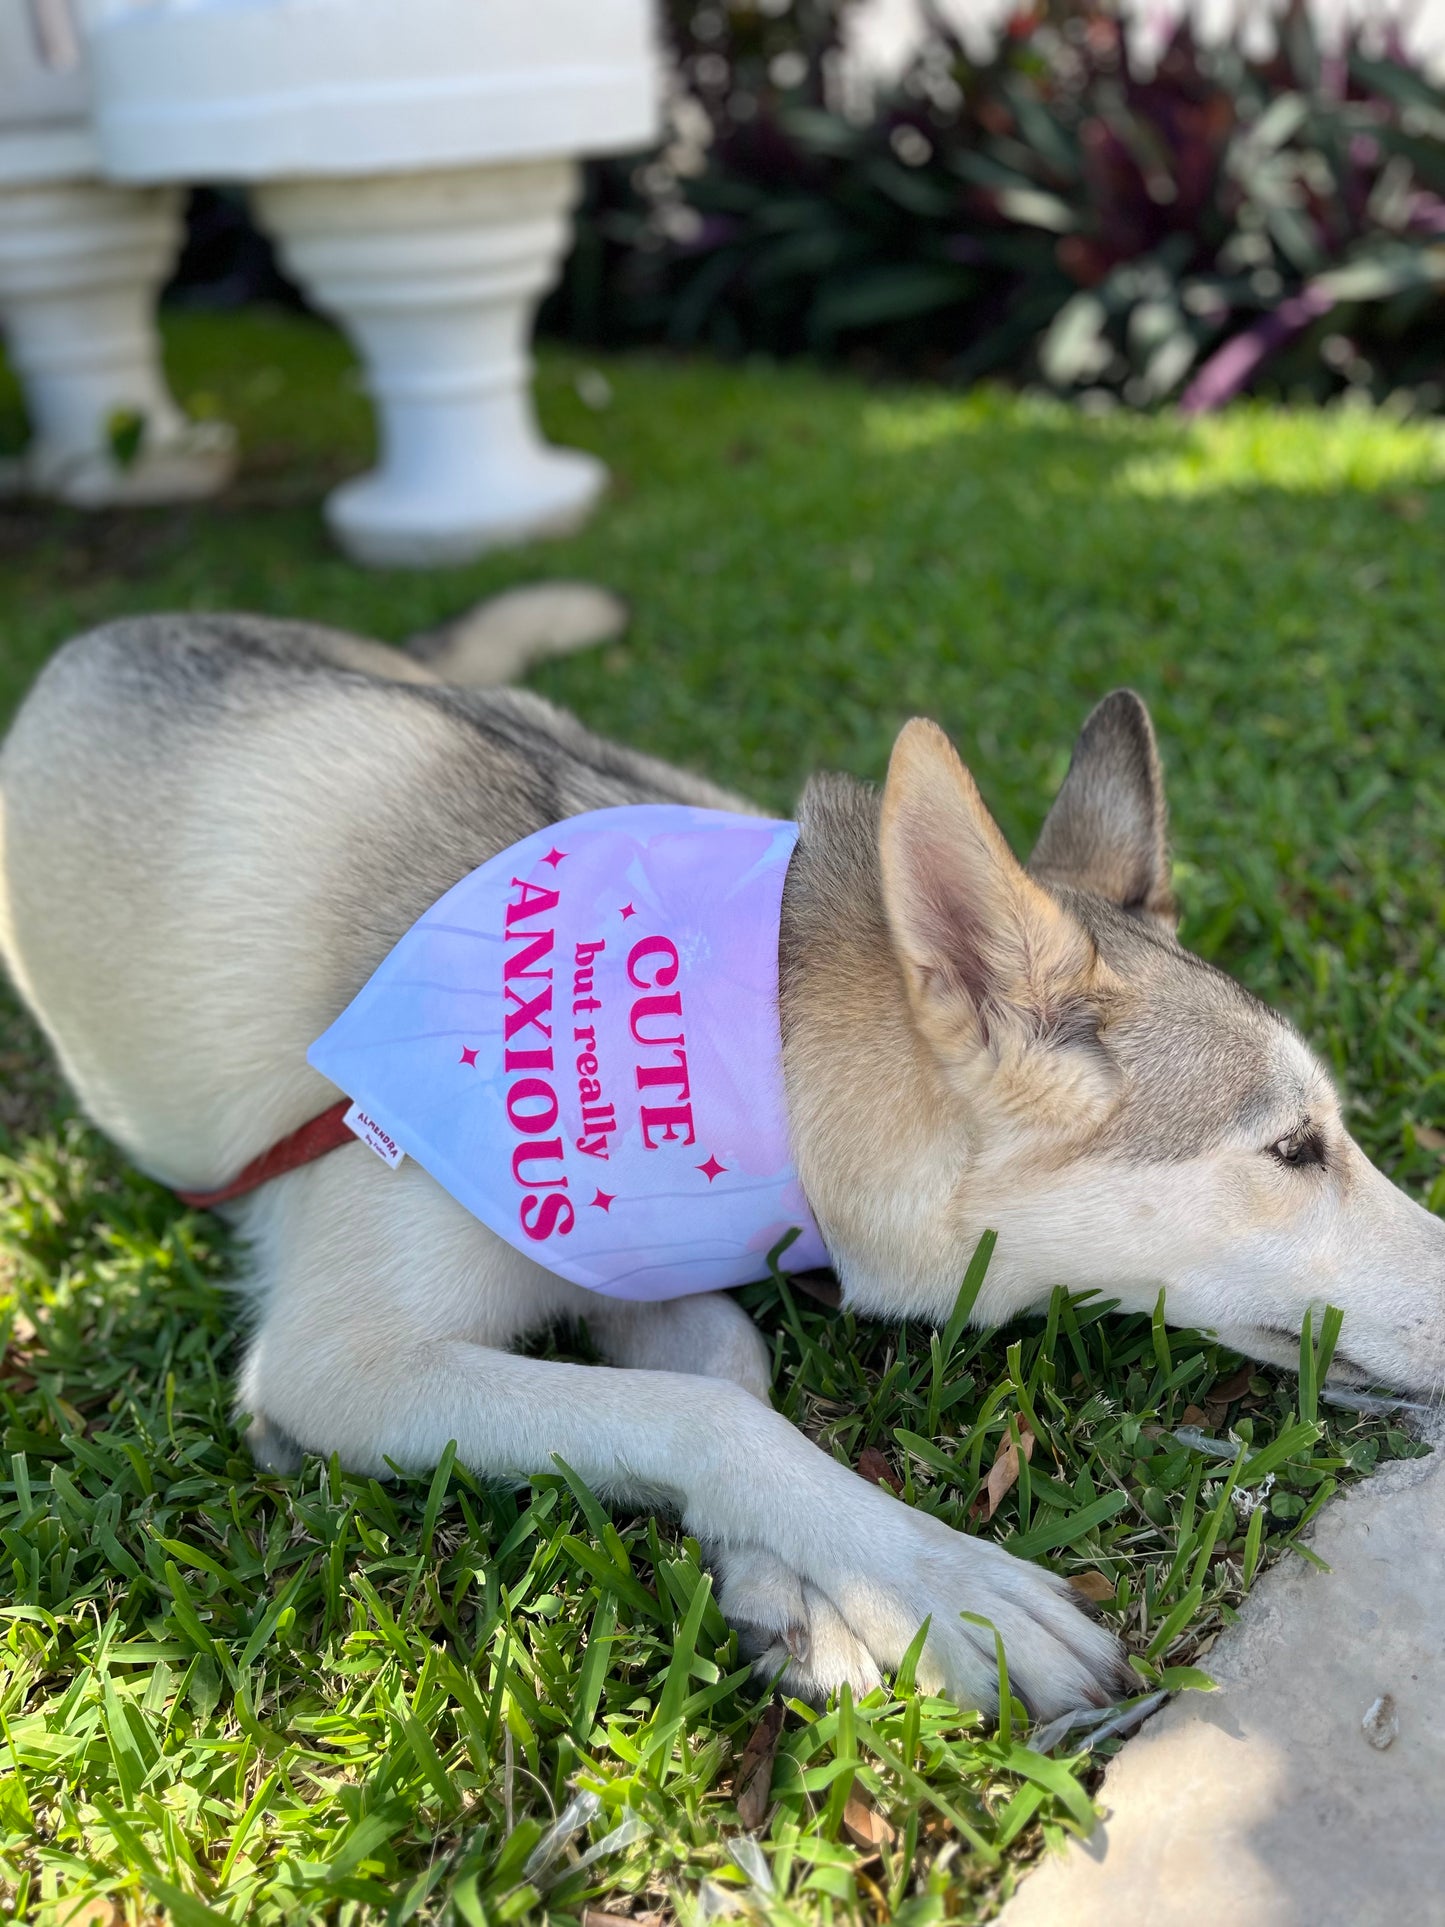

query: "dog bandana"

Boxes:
[306, 805, 828, 1301]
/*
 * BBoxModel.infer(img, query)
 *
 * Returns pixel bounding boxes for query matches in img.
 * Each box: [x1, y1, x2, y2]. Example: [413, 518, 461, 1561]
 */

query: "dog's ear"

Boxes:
[1028, 690, 1176, 931]
[881, 719, 1098, 1054]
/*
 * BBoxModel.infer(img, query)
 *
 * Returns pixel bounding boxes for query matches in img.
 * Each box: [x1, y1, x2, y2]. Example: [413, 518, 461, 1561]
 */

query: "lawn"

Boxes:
[1, 312, 1443, 1927]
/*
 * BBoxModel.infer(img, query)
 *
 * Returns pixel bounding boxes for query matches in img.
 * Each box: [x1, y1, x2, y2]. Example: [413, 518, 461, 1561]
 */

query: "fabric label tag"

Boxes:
[343, 1102, 406, 1169]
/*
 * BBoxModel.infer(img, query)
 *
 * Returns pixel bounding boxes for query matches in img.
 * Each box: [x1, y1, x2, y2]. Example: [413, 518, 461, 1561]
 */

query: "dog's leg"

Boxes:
[234, 1158, 1126, 1717]
[530, 1298, 1122, 1709]
[247, 1327, 1124, 1716]
[583, 1293, 774, 1404]
[241, 1319, 1122, 1713]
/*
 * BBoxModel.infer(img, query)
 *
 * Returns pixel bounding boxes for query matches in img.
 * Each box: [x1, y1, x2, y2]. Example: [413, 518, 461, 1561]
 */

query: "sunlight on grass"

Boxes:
[1113, 403, 1445, 499]
[859, 388, 1138, 458]
[863, 386, 1445, 502]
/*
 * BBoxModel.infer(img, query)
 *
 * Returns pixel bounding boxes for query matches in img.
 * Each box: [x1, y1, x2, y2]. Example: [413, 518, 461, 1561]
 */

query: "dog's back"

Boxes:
[0, 606, 744, 1193]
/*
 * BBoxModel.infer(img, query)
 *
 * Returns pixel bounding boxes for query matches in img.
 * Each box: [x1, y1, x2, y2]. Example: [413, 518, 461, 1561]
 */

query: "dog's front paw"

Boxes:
[719, 1545, 886, 1701]
[715, 1518, 1130, 1720]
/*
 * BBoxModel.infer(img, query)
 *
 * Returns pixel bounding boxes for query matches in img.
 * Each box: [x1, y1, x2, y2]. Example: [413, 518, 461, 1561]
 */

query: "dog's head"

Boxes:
[782, 693, 1445, 1394]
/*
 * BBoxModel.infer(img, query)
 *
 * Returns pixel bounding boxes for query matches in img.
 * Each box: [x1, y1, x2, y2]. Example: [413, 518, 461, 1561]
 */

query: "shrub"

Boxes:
[548, 0, 1445, 410]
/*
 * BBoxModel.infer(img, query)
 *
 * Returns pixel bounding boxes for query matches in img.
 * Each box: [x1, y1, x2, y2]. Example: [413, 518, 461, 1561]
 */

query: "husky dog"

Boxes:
[2, 593, 1441, 1720]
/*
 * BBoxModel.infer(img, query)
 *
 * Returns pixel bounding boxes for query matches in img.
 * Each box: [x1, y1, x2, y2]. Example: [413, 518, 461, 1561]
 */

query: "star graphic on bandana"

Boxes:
[589, 1188, 615, 1211]
[459, 1046, 479, 1067]
[619, 902, 637, 919]
[541, 847, 567, 868]
[697, 1155, 727, 1183]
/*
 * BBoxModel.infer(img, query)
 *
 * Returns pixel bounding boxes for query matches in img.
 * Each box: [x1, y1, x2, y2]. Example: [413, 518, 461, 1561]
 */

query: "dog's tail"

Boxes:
[405, 582, 629, 688]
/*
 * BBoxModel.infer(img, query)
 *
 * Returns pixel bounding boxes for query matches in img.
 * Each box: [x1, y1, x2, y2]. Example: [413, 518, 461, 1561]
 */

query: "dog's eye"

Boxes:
[1268, 1129, 1324, 1169]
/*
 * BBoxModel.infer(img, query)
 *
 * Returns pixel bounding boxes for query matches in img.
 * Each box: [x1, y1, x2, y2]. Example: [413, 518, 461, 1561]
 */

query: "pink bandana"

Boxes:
[308, 805, 828, 1300]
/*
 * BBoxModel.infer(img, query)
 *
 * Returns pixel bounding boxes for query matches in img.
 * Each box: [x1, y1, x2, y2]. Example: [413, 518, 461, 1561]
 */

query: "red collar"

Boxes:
[174, 1099, 355, 1210]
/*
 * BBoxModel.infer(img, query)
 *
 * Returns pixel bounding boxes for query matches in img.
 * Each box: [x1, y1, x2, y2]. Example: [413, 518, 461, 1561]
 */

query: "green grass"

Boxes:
[1, 312, 1443, 1926]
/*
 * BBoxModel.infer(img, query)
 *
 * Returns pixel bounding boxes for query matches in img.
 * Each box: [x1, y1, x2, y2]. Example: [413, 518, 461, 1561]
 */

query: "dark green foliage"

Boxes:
[549, 0, 1445, 409]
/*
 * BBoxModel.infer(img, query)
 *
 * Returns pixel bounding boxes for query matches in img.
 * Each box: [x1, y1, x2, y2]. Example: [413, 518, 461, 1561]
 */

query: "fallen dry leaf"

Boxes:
[842, 1785, 897, 1853]
[582, 1914, 663, 1927]
[1180, 1405, 1209, 1428]
[1068, 1571, 1115, 1603]
[56, 1903, 122, 1927]
[1, 1345, 38, 1394]
[856, 1446, 903, 1495]
[734, 1702, 784, 1830]
[971, 1416, 1035, 1524]
[1207, 1365, 1254, 1405]
[1384, 492, 1426, 521]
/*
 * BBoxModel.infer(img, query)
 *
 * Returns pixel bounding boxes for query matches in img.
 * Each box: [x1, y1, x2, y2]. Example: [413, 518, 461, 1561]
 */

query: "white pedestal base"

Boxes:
[0, 176, 234, 507]
[255, 161, 605, 568]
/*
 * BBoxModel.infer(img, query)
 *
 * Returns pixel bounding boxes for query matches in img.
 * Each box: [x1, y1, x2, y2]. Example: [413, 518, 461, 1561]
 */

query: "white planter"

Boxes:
[0, 175, 234, 506]
[0, 4, 234, 507]
[83, 0, 658, 180]
[0, 0, 94, 184]
[82, 0, 660, 565]
[254, 163, 604, 566]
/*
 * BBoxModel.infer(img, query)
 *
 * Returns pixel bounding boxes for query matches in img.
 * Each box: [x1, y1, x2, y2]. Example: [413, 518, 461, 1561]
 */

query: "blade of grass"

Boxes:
[1006, 1489, 1129, 1558]
[941, 1230, 998, 1363]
